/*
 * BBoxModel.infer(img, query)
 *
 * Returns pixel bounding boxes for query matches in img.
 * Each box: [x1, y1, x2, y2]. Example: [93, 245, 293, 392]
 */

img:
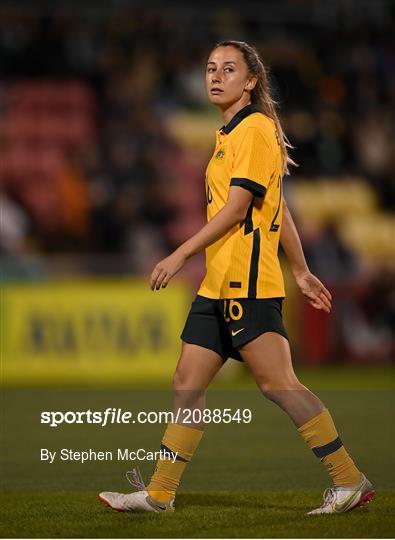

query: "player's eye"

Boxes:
[224, 67, 234, 73]
[207, 67, 215, 73]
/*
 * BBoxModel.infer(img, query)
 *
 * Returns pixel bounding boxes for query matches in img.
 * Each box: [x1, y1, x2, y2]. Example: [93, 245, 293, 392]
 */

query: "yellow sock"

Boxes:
[298, 409, 361, 487]
[147, 423, 203, 501]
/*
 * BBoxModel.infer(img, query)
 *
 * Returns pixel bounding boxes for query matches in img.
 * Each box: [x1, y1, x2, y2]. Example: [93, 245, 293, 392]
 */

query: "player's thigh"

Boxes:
[238, 331, 300, 389]
[173, 341, 224, 390]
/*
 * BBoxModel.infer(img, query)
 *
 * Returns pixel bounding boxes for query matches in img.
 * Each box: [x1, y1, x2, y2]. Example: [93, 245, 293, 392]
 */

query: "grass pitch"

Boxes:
[1, 490, 394, 538]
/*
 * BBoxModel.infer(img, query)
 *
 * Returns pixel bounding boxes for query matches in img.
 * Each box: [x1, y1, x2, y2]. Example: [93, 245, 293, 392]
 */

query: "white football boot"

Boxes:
[99, 468, 175, 513]
[308, 473, 374, 514]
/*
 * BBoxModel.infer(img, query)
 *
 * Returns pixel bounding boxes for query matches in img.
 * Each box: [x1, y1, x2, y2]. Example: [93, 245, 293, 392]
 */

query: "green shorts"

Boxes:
[181, 295, 288, 362]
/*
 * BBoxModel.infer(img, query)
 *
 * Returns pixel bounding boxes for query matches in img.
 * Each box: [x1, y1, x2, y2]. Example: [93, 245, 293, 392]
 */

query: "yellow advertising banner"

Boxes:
[1, 279, 190, 386]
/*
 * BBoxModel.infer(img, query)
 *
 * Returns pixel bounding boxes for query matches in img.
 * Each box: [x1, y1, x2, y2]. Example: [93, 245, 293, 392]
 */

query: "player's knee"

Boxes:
[172, 369, 185, 390]
[259, 380, 303, 404]
[173, 371, 205, 415]
[172, 367, 196, 390]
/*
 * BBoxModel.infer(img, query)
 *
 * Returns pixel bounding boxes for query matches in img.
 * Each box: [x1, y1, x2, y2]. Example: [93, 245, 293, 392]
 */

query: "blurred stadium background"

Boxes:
[1, 0, 394, 386]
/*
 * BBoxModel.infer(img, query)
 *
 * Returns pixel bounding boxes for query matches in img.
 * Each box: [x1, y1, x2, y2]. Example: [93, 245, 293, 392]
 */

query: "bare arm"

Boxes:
[280, 199, 309, 277]
[149, 186, 253, 290]
[281, 200, 332, 312]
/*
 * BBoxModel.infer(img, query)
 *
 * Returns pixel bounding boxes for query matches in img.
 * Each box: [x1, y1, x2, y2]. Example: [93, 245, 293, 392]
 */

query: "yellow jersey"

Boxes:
[198, 104, 285, 299]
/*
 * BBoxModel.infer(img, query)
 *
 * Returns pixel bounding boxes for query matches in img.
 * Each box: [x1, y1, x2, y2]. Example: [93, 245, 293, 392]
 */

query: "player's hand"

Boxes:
[295, 270, 332, 313]
[149, 250, 187, 291]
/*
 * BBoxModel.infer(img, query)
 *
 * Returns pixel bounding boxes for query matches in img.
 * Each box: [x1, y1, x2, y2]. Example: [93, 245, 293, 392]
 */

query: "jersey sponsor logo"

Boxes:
[231, 328, 245, 337]
[215, 148, 225, 160]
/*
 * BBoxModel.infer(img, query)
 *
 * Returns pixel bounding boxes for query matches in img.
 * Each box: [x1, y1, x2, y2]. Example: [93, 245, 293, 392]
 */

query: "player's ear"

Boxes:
[245, 75, 257, 91]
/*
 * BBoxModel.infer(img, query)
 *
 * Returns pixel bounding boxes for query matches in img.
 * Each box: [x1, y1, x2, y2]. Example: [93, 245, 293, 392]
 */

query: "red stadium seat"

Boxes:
[3, 81, 96, 233]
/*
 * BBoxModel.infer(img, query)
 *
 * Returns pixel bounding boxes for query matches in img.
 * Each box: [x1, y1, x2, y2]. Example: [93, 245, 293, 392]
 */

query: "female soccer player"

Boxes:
[100, 41, 374, 515]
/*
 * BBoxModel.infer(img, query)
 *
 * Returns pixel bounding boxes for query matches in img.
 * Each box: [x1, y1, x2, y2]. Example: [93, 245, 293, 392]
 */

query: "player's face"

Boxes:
[206, 46, 256, 109]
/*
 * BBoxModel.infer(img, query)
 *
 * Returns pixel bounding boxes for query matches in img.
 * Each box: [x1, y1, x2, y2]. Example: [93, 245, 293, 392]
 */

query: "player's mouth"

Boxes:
[210, 87, 223, 95]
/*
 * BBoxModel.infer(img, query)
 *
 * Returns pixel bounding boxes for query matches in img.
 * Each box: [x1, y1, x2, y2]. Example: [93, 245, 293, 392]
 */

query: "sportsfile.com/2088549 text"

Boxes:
[40, 408, 253, 427]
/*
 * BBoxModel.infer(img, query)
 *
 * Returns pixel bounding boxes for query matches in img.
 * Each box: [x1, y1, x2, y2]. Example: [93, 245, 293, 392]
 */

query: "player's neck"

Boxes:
[221, 99, 252, 126]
